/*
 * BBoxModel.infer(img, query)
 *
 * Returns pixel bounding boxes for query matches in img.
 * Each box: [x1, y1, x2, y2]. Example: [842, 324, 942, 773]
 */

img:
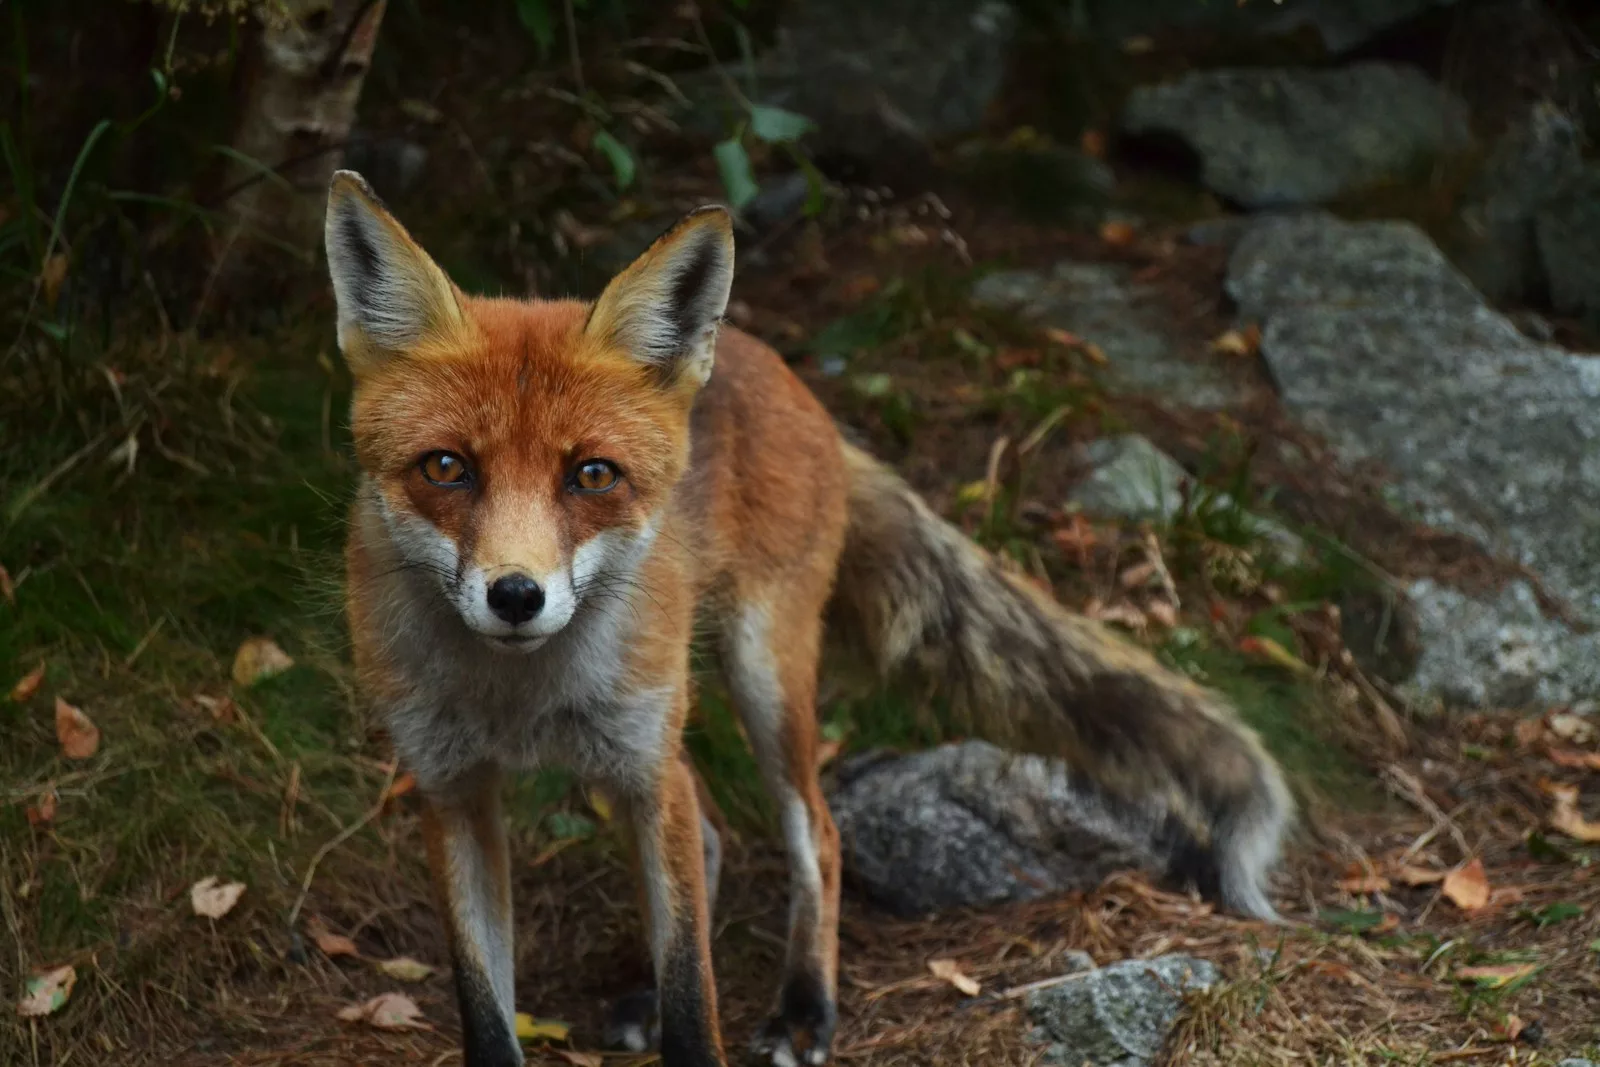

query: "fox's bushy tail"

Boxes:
[828, 444, 1292, 919]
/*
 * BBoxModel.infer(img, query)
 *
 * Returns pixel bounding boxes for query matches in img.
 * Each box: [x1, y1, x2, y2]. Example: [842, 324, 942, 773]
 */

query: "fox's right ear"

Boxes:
[324, 170, 465, 373]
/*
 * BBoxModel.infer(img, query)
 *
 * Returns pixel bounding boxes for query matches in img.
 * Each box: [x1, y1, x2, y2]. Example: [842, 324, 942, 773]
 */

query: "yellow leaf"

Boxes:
[190, 876, 246, 919]
[376, 956, 434, 982]
[10, 662, 45, 702]
[586, 787, 613, 824]
[338, 992, 428, 1030]
[516, 1013, 572, 1043]
[558, 1053, 605, 1067]
[1237, 636, 1313, 677]
[1455, 962, 1537, 988]
[1548, 783, 1600, 843]
[54, 697, 100, 760]
[17, 965, 76, 1018]
[231, 636, 294, 687]
[1442, 858, 1491, 912]
[928, 958, 981, 997]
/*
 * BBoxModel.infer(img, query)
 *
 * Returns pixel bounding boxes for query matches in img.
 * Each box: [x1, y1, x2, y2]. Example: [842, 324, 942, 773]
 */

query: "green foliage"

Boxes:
[592, 128, 637, 190]
[714, 137, 761, 210]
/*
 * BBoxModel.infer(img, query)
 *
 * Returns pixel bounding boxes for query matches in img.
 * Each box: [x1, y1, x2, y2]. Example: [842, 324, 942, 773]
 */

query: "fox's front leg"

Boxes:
[624, 749, 727, 1067]
[419, 764, 522, 1067]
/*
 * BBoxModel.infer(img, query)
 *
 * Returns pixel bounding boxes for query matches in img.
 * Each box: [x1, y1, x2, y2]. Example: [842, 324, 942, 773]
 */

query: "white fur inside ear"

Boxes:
[325, 191, 457, 355]
[596, 222, 733, 380]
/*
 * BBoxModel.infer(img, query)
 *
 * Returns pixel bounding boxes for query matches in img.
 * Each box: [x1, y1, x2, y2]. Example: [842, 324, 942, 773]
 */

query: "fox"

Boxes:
[324, 169, 1292, 1067]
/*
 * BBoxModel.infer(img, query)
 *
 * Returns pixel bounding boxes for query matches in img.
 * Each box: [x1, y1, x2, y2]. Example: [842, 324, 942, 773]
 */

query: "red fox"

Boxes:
[325, 170, 1291, 1067]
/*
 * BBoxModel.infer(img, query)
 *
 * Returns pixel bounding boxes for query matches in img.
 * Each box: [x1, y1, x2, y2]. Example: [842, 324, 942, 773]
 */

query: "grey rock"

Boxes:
[1229, 212, 1600, 706]
[829, 741, 1169, 916]
[1405, 579, 1600, 708]
[1027, 955, 1219, 1067]
[1557, 1060, 1598, 1067]
[1454, 103, 1585, 303]
[972, 261, 1245, 408]
[1085, 0, 1458, 53]
[682, 0, 1014, 161]
[1122, 64, 1473, 210]
[1536, 163, 1600, 320]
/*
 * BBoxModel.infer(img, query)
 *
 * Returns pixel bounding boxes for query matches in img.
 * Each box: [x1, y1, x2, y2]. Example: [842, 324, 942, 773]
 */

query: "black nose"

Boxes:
[486, 573, 545, 625]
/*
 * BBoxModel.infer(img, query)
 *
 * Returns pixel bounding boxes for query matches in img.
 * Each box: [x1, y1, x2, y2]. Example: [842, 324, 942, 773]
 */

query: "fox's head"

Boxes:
[324, 171, 733, 652]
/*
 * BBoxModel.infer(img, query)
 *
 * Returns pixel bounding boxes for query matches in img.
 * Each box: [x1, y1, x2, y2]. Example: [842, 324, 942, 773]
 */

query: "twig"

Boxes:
[285, 761, 396, 930]
[998, 969, 1096, 1000]
[1383, 764, 1471, 860]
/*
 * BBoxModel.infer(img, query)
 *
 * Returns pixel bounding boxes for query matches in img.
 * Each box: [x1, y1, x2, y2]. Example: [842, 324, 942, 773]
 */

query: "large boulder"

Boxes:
[1084, 0, 1459, 53]
[972, 262, 1245, 408]
[1535, 163, 1600, 321]
[1228, 213, 1600, 706]
[1026, 955, 1219, 1067]
[1453, 103, 1585, 304]
[1122, 64, 1473, 210]
[828, 741, 1168, 916]
[684, 0, 1015, 161]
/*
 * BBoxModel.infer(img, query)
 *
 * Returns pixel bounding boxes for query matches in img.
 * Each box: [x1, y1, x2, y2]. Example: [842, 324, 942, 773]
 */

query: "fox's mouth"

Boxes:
[485, 633, 550, 654]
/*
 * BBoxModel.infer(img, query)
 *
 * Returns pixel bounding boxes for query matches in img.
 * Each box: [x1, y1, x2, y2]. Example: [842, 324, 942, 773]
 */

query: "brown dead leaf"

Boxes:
[307, 919, 360, 959]
[1081, 341, 1108, 365]
[1335, 866, 1391, 894]
[1494, 1014, 1526, 1043]
[26, 786, 58, 827]
[1455, 962, 1537, 988]
[1547, 747, 1600, 771]
[995, 346, 1042, 370]
[928, 958, 981, 997]
[1442, 858, 1491, 912]
[1042, 326, 1085, 349]
[54, 698, 99, 760]
[1099, 220, 1136, 247]
[17, 965, 76, 1017]
[1547, 782, 1600, 843]
[1079, 128, 1107, 158]
[1392, 864, 1448, 887]
[41, 253, 69, 309]
[384, 772, 417, 803]
[1514, 717, 1547, 748]
[190, 876, 246, 919]
[0, 562, 14, 604]
[231, 636, 294, 687]
[1051, 515, 1099, 565]
[338, 992, 429, 1031]
[10, 662, 45, 702]
[838, 273, 881, 303]
[1302, 959, 1361, 985]
[1209, 324, 1261, 358]
[376, 956, 434, 983]
[557, 1053, 605, 1067]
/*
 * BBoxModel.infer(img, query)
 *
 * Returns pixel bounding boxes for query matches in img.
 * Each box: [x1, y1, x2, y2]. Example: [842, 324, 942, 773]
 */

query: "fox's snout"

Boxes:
[485, 573, 546, 625]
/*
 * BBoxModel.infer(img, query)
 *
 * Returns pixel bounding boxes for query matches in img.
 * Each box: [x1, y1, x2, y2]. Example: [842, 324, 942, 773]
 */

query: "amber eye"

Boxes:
[420, 451, 472, 487]
[571, 459, 620, 493]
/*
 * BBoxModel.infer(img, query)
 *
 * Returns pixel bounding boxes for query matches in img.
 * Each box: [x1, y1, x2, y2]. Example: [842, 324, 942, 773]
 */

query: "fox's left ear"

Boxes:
[586, 206, 734, 387]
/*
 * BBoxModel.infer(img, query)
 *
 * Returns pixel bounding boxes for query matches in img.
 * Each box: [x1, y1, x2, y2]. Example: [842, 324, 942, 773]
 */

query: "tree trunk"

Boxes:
[211, 0, 386, 302]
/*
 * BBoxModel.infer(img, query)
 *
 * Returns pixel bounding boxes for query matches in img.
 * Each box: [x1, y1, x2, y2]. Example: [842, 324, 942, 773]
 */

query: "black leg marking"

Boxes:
[659, 935, 721, 1067]
[456, 965, 522, 1067]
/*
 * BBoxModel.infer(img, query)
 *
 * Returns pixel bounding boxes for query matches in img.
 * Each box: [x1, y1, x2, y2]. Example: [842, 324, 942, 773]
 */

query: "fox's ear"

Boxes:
[324, 170, 465, 372]
[586, 206, 734, 387]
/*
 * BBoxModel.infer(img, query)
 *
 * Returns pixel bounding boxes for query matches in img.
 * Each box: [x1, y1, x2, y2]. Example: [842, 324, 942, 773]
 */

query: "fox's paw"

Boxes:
[750, 973, 835, 1067]
[602, 988, 658, 1053]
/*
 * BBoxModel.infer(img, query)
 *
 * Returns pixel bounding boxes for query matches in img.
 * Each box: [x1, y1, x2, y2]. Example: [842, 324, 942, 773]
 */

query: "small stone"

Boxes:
[1026, 955, 1219, 1066]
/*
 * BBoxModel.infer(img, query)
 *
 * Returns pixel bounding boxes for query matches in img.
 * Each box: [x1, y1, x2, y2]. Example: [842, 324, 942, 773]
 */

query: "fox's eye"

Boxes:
[420, 451, 472, 487]
[572, 459, 620, 493]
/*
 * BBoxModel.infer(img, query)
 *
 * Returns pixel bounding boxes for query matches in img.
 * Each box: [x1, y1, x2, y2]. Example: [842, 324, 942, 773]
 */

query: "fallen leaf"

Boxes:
[1051, 515, 1099, 564]
[54, 698, 99, 759]
[1042, 327, 1085, 349]
[927, 958, 981, 997]
[1302, 959, 1361, 984]
[17, 965, 76, 1017]
[516, 1014, 572, 1043]
[1548, 712, 1595, 745]
[40, 253, 69, 308]
[307, 919, 359, 959]
[838, 273, 881, 303]
[1144, 599, 1178, 629]
[1079, 129, 1107, 159]
[383, 772, 417, 805]
[1335, 867, 1391, 894]
[557, 1052, 605, 1067]
[1455, 962, 1537, 988]
[1442, 858, 1491, 912]
[192, 693, 239, 723]
[0, 562, 14, 604]
[1237, 635, 1313, 677]
[190, 876, 246, 919]
[231, 636, 294, 687]
[586, 786, 614, 824]
[1081, 341, 1108, 365]
[1099, 220, 1135, 247]
[1514, 717, 1547, 748]
[376, 956, 433, 982]
[1372, 913, 1400, 935]
[995, 346, 1041, 370]
[10, 663, 45, 702]
[1547, 782, 1600, 843]
[1494, 1014, 1526, 1042]
[1209, 324, 1261, 358]
[25, 787, 58, 827]
[1392, 864, 1448, 887]
[1547, 747, 1600, 771]
[339, 992, 429, 1030]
